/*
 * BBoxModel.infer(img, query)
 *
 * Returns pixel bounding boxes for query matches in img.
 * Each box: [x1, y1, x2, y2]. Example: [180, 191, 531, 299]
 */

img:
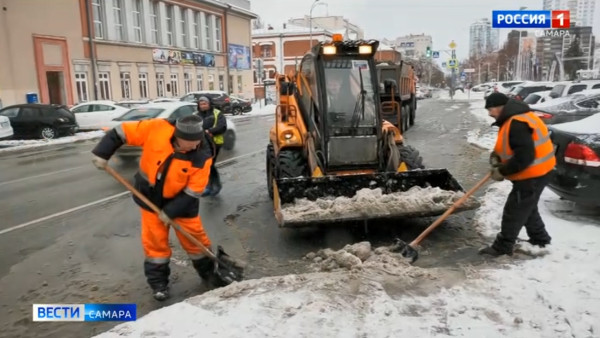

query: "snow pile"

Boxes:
[247, 103, 276, 117]
[467, 129, 497, 150]
[96, 182, 600, 338]
[0, 131, 104, 153]
[280, 186, 479, 223]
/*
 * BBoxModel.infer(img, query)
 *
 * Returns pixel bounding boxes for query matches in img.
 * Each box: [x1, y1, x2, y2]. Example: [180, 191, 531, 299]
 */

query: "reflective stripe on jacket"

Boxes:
[493, 112, 556, 181]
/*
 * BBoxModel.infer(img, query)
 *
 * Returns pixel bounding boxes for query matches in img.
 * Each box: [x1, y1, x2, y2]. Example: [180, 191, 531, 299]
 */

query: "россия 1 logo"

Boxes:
[492, 10, 570, 29]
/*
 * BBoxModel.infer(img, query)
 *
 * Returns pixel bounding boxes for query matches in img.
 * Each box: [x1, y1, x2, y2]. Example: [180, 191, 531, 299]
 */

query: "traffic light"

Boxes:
[426, 46, 432, 58]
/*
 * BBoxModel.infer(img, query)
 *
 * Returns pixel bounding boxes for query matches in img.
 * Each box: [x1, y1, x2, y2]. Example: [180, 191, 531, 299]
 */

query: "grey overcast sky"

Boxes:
[249, 0, 600, 62]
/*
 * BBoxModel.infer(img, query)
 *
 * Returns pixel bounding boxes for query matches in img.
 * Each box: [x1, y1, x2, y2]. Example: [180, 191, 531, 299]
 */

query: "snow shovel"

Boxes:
[104, 165, 244, 286]
[393, 172, 492, 263]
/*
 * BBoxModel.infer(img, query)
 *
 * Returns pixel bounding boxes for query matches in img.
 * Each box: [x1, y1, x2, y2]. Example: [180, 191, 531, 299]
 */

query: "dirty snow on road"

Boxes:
[95, 178, 600, 338]
[0, 131, 104, 153]
[280, 186, 479, 223]
[466, 100, 498, 150]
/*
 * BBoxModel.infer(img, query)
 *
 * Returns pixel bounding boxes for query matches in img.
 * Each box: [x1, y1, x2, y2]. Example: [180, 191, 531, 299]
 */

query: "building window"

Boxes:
[165, 4, 174, 46]
[261, 46, 271, 57]
[75, 72, 89, 103]
[184, 73, 192, 94]
[180, 7, 187, 48]
[149, 0, 159, 44]
[156, 73, 165, 97]
[170, 73, 179, 97]
[99, 72, 111, 100]
[92, 0, 104, 39]
[228, 75, 233, 93]
[120, 72, 131, 99]
[204, 13, 213, 51]
[208, 74, 214, 90]
[192, 12, 200, 49]
[237, 75, 242, 93]
[214, 17, 222, 52]
[218, 74, 224, 91]
[196, 73, 203, 90]
[139, 73, 148, 98]
[112, 0, 124, 41]
[132, 0, 143, 43]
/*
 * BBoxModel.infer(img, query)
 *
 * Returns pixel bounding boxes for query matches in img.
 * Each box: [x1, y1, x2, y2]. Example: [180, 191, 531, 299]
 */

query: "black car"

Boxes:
[548, 114, 600, 206]
[0, 104, 78, 139]
[229, 96, 252, 115]
[531, 90, 600, 124]
[507, 82, 554, 101]
[180, 91, 232, 114]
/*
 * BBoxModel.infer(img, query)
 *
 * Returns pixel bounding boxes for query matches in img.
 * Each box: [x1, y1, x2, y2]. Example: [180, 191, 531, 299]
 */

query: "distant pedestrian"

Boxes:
[196, 96, 227, 196]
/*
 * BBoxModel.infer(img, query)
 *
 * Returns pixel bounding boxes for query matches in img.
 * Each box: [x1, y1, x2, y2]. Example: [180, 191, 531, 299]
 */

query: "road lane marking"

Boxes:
[0, 148, 266, 236]
[0, 191, 131, 236]
[0, 165, 89, 187]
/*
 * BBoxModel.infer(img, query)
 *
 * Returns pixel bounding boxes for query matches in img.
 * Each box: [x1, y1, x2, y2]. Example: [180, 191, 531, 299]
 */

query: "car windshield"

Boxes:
[114, 108, 164, 121]
[324, 58, 377, 129]
[523, 94, 541, 104]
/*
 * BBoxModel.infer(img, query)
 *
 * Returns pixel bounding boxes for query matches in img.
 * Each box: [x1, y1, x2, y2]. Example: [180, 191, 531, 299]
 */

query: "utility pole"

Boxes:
[478, 63, 481, 84]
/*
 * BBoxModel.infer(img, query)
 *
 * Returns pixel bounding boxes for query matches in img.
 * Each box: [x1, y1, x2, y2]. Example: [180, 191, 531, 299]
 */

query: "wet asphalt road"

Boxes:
[0, 95, 494, 338]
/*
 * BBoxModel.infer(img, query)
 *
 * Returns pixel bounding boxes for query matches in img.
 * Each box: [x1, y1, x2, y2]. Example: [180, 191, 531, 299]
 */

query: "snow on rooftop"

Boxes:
[253, 23, 331, 36]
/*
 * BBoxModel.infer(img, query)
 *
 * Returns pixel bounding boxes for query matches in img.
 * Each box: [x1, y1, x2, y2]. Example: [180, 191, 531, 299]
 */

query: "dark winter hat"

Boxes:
[197, 96, 210, 103]
[175, 115, 204, 141]
[485, 92, 509, 109]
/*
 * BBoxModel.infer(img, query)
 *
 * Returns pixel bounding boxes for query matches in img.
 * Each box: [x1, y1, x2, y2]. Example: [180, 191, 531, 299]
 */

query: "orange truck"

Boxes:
[376, 60, 417, 133]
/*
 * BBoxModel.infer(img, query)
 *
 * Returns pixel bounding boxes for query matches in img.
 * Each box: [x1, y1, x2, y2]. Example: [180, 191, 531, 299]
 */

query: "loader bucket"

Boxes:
[273, 169, 481, 227]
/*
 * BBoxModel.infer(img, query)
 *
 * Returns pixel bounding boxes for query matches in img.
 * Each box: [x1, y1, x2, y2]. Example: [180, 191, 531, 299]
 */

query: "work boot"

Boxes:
[192, 257, 218, 288]
[479, 246, 513, 257]
[518, 238, 551, 248]
[151, 285, 170, 301]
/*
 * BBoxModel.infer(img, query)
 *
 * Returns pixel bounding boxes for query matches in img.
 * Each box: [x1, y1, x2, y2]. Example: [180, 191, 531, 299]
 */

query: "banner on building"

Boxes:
[153, 48, 215, 67]
[228, 44, 251, 70]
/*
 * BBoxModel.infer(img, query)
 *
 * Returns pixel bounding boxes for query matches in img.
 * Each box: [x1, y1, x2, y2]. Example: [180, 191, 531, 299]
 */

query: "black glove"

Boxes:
[489, 152, 501, 168]
[490, 167, 504, 181]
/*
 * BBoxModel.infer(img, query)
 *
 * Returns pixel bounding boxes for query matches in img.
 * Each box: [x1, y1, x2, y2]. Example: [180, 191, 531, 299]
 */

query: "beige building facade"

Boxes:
[0, 0, 256, 108]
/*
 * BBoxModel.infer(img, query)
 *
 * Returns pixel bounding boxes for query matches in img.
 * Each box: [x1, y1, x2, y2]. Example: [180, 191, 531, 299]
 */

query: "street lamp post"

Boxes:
[309, 0, 326, 50]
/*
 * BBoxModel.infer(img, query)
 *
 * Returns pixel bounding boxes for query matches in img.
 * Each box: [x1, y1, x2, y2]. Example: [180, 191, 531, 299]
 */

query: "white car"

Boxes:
[103, 102, 236, 160]
[523, 90, 552, 105]
[70, 100, 129, 130]
[0, 115, 13, 140]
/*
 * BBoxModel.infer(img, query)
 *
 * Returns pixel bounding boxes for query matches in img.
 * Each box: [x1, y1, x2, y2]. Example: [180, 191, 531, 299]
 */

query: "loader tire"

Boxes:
[398, 145, 424, 170]
[278, 149, 307, 178]
[266, 144, 276, 200]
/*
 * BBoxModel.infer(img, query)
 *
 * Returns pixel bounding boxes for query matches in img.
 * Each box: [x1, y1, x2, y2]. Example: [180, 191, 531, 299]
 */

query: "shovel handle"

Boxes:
[409, 172, 492, 247]
[104, 165, 218, 261]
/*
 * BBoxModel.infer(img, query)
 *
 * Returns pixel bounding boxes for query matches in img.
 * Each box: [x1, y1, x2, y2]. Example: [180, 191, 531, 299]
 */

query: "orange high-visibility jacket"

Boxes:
[493, 112, 556, 181]
[114, 119, 213, 217]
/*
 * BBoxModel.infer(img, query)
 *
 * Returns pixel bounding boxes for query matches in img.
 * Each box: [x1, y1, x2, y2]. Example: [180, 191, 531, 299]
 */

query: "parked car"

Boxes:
[471, 83, 492, 92]
[151, 98, 180, 103]
[548, 80, 600, 99]
[180, 91, 232, 114]
[548, 113, 600, 206]
[507, 81, 554, 101]
[229, 96, 253, 115]
[102, 102, 236, 161]
[0, 104, 78, 139]
[70, 100, 130, 130]
[484, 81, 524, 99]
[531, 89, 600, 124]
[117, 100, 151, 108]
[523, 90, 552, 105]
[0, 115, 14, 140]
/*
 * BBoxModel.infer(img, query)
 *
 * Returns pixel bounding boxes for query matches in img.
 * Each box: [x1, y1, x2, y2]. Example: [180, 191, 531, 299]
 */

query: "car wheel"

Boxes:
[223, 129, 235, 151]
[233, 107, 242, 115]
[39, 126, 57, 140]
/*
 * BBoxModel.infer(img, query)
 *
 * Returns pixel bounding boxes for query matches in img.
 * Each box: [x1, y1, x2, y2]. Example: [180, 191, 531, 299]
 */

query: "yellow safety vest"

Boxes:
[212, 109, 224, 145]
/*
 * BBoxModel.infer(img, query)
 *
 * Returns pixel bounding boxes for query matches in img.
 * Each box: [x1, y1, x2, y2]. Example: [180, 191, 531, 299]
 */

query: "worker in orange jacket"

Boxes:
[91, 115, 224, 301]
[480, 93, 556, 257]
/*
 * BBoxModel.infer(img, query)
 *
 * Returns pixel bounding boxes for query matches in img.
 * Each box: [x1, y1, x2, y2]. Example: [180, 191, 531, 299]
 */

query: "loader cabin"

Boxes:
[295, 34, 385, 172]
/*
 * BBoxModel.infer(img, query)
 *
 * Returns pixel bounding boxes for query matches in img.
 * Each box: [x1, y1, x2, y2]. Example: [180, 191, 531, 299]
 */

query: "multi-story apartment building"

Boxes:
[0, 0, 256, 107]
[385, 34, 432, 59]
[536, 26, 595, 80]
[469, 18, 500, 58]
[543, 0, 596, 27]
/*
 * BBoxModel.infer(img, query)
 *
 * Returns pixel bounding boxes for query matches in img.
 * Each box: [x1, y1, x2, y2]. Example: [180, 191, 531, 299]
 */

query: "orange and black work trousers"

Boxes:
[140, 208, 212, 290]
